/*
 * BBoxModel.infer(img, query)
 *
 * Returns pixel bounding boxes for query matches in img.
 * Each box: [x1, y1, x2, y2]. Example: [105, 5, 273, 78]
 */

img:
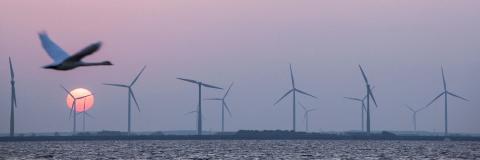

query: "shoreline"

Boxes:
[2, 134, 480, 142]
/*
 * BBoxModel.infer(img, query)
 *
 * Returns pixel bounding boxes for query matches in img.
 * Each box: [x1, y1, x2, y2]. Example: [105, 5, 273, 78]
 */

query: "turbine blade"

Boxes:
[361, 86, 374, 101]
[298, 101, 307, 111]
[274, 89, 294, 105]
[426, 92, 445, 107]
[201, 83, 223, 90]
[60, 85, 75, 98]
[69, 100, 75, 119]
[204, 98, 222, 101]
[223, 101, 232, 117]
[308, 108, 317, 112]
[184, 110, 197, 115]
[368, 87, 378, 107]
[290, 64, 295, 88]
[9, 57, 14, 80]
[358, 65, 369, 84]
[177, 78, 198, 84]
[131, 66, 146, 86]
[417, 105, 430, 112]
[130, 89, 140, 112]
[77, 94, 94, 99]
[295, 89, 317, 99]
[223, 82, 234, 99]
[447, 91, 469, 101]
[103, 83, 129, 88]
[441, 67, 446, 90]
[344, 97, 362, 101]
[85, 112, 95, 119]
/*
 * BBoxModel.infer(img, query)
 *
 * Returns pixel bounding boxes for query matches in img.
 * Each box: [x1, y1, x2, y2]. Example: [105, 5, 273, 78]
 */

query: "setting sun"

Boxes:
[66, 88, 94, 112]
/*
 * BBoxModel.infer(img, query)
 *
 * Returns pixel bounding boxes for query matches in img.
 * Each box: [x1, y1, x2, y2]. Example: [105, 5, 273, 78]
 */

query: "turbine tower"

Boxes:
[358, 65, 378, 134]
[177, 77, 223, 135]
[61, 85, 93, 135]
[9, 57, 18, 137]
[404, 105, 427, 131]
[274, 64, 317, 132]
[104, 66, 146, 135]
[205, 83, 233, 133]
[425, 67, 468, 136]
[298, 102, 316, 132]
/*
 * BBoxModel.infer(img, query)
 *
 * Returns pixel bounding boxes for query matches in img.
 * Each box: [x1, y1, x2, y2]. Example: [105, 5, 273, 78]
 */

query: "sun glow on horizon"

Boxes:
[66, 88, 94, 112]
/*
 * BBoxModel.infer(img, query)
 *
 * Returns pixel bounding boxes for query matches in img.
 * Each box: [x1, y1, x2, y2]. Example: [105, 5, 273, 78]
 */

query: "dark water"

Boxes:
[1, 140, 479, 159]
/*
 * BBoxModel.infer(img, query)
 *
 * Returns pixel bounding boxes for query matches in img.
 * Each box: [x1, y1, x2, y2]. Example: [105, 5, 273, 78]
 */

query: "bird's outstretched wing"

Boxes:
[38, 32, 70, 63]
[65, 42, 102, 63]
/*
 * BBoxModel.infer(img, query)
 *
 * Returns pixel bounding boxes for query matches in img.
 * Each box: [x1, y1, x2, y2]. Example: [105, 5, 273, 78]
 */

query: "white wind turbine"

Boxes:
[61, 85, 93, 135]
[274, 64, 317, 132]
[298, 102, 316, 132]
[404, 104, 427, 131]
[358, 65, 378, 134]
[103, 66, 146, 135]
[79, 96, 95, 132]
[344, 86, 374, 132]
[425, 67, 468, 136]
[205, 83, 233, 133]
[9, 57, 18, 137]
[177, 77, 223, 135]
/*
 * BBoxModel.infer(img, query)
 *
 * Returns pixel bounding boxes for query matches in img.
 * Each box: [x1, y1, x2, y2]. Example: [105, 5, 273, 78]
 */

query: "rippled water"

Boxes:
[1, 140, 479, 159]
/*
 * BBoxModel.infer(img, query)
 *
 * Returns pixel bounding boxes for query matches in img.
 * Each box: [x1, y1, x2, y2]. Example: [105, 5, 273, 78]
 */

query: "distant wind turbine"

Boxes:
[38, 32, 112, 70]
[274, 64, 317, 132]
[344, 96, 366, 131]
[298, 102, 316, 132]
[344, 86, 375, 132]
[425, 67, 468, 136]
[177, 77, 223, 135]
[358, 65, 378, 134]
[9, 57, 18, 137]
[404, 105, 427, 131]
[103, 66, 146, 135]
[205, 83, 233, 133]
[61, 85, 93, 135]
[80, 96, 95, 132]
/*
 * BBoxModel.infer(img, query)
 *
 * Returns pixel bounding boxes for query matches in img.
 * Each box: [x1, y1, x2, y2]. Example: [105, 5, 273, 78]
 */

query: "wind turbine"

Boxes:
[404, 105, 427, 131]
[298, 102, 316, 132]
[103, 66, 146, 135]
[344, 86, 375, 132]
[61, 85, 93, 134]
[358, 65, 378, 134]
[425, 67, 468, 136]
[80, 96, 94, 132]
[9, 57, 18, 137]
[205, 83, 233, 133]
[344, 96, 366, 131]
[177, 77, 223, 135]
[274, 64, 317, 132]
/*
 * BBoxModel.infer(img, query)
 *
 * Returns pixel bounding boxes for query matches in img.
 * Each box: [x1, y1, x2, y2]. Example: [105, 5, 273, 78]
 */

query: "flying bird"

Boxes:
[38, 32, 112, 70]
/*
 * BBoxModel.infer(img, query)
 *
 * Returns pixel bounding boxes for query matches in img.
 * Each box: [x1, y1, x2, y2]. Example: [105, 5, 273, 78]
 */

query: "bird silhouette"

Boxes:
[38, 32, 112, 70]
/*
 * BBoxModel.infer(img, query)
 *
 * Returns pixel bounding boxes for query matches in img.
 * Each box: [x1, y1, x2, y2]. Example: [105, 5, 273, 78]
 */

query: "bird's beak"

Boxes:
[43, 65, 56, 69]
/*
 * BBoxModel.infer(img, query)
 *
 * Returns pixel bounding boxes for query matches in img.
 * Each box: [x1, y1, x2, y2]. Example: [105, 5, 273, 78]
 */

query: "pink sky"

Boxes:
[0, 1, 479, 134]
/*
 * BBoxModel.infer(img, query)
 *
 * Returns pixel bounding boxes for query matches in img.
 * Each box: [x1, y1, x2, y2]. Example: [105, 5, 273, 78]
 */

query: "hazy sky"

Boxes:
[1, 1, 479, 134]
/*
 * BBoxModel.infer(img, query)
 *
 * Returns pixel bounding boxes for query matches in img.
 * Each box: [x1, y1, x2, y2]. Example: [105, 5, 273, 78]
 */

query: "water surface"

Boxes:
[1, 140, 479, 159]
